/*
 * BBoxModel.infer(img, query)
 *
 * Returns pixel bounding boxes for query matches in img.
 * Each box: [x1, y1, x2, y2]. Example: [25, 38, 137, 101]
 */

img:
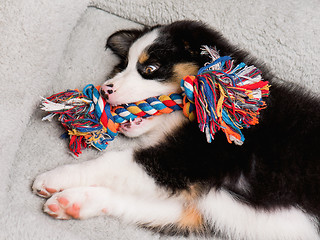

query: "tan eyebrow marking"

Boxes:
[138, 51, 149, 64]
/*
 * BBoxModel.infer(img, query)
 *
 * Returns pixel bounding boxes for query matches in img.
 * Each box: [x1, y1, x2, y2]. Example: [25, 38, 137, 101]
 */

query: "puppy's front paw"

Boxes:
[33, 173, 62, 198]
[44, 194, 80, 219]
[44, 187, 109, 220]
[32, 165, 77, 198]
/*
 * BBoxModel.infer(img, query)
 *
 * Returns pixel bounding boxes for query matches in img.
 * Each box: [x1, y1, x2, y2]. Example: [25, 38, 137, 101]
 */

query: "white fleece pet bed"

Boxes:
[0, 1, 319, 239]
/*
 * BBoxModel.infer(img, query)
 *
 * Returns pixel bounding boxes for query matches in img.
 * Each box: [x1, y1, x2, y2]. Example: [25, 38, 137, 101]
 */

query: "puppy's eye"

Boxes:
[144, 64, 159, 74]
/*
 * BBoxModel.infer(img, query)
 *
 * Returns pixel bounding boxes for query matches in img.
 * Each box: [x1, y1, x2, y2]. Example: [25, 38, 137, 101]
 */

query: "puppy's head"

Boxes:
[101, 21, 225, 137]
[102, 21, 226, 104]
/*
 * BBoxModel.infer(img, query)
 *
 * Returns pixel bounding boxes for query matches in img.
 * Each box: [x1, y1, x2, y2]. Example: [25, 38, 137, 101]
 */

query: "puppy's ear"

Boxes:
[106, 29, 143, 58]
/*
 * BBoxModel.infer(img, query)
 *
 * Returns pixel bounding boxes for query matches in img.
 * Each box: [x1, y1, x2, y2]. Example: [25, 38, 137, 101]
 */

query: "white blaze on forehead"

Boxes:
[127, 29, 159, 69]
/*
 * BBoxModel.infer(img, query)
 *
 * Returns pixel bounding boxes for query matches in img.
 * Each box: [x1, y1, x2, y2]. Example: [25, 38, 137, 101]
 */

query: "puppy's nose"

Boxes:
[100, 84, 114, 100]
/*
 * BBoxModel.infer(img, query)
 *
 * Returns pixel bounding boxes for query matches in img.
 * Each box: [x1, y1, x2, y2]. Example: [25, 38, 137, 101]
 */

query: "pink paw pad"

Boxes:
[37, 189, 49, 197]
[46, 188, 58, 194]
[66, 203, 80, 219]
[57, 197, 69, 207]
[48, 204, 60, 213]
[36, 187, 60, 198]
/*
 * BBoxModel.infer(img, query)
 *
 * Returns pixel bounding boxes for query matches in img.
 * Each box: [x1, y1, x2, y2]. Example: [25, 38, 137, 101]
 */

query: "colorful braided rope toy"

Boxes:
[41, 46, 270, 156]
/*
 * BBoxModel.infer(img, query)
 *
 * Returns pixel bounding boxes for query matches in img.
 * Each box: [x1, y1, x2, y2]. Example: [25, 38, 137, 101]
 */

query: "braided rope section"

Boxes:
[111, 93, 183, 123]
[41, 86, 184, 156]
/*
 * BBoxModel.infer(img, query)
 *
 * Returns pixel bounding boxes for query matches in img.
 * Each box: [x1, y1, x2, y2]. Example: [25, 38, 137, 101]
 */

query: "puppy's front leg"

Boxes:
[43, 187, 183, 221]
[33, 149, 158, 198]
[43, 186, 204, 233]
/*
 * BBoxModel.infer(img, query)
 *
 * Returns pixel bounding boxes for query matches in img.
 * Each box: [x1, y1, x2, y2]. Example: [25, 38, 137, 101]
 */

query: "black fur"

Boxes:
[109, 20, 320, 225]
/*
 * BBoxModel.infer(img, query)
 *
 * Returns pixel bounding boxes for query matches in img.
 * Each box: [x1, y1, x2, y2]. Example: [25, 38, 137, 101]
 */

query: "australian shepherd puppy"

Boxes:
[33, 21, 320, 239]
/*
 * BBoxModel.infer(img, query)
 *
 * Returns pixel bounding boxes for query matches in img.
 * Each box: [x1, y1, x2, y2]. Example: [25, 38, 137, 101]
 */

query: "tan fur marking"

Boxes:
[142, 184, 205, 233]
[138, 51, 149, 64]
[172, 63, 199, 84]
[181, 184, 204, 202]
[177, 184, 205, 231]
[178, 205, 204, 231]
